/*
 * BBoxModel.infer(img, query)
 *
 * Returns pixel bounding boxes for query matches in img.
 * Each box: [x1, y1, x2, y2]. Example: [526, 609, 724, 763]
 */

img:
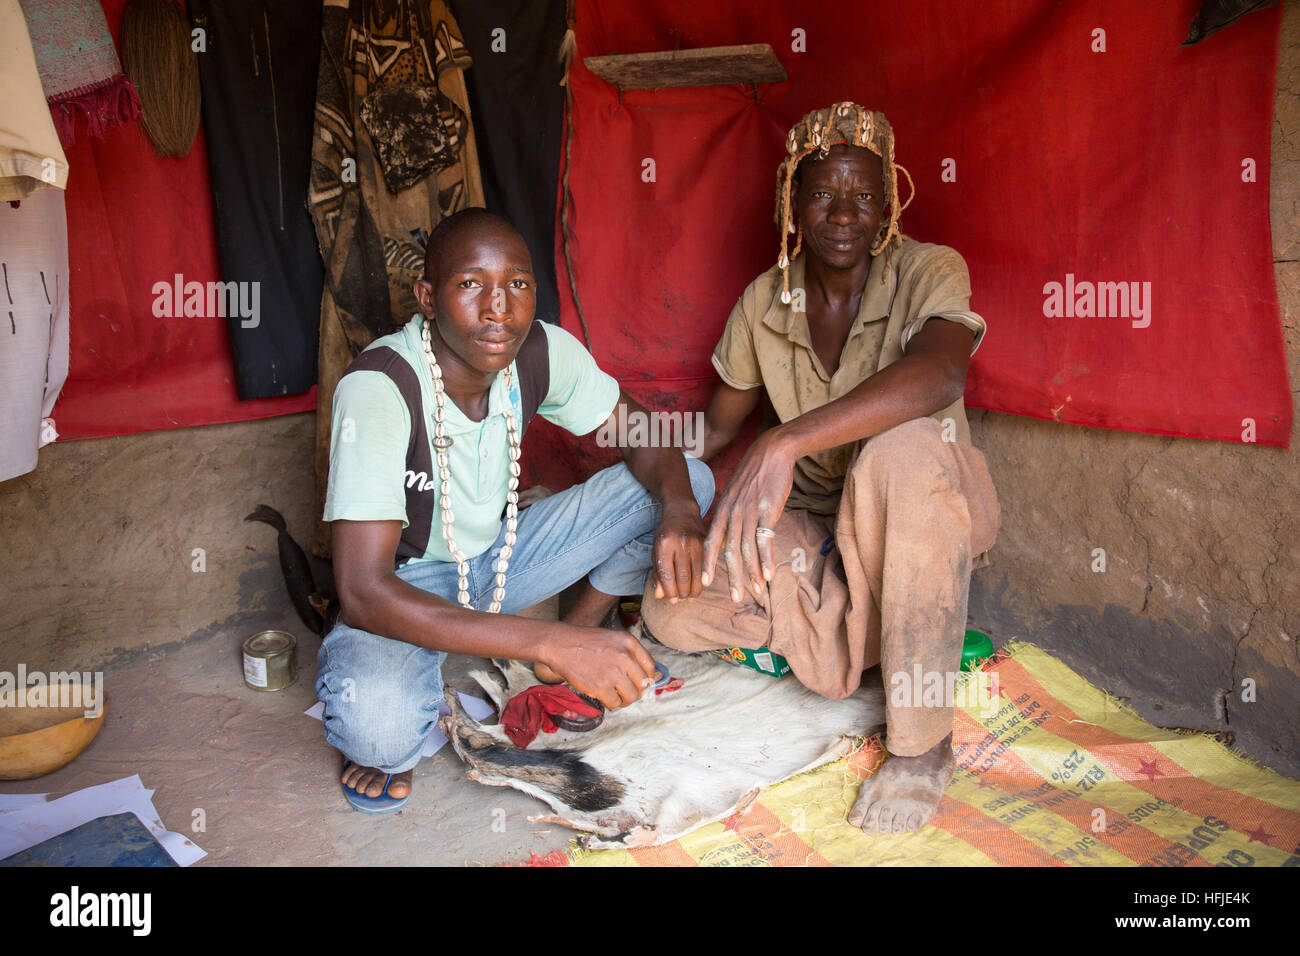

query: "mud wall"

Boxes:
[967, 9, 1300, 776]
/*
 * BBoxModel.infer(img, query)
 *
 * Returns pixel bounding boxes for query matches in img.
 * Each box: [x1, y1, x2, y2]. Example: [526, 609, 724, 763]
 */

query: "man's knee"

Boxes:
[640, 592, 714, 652]
[588, 454, 713, 517]
[860, 416, 944, 456]
[685, 455, 716, 515]
[316, 626, 444, 770]
[851, 417, 948, 481]
[641, 571, 766, 654]
[319, 671, 437, 770]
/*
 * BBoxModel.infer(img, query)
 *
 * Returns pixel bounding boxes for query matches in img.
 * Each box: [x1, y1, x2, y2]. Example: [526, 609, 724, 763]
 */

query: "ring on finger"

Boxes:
[755, 526, 776, 538]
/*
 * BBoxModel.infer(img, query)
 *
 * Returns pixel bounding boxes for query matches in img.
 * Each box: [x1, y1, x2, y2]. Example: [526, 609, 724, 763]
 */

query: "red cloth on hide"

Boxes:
[526, 0, 1290, 496]
[49, 0, 315, 440]
[502, 685, 604, 748]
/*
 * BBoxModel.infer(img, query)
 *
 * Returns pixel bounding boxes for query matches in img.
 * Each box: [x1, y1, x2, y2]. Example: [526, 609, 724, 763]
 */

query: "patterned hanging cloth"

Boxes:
[308, 0, 485, 556]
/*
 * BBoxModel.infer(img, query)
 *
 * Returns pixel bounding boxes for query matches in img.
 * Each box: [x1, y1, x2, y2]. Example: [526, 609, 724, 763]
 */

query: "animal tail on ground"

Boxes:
[443, 694, 626, 814]
[244, 504, 334, 637]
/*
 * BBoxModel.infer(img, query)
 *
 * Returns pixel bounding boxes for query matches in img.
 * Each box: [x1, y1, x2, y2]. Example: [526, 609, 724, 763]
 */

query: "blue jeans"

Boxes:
[315, 457, 714, 773]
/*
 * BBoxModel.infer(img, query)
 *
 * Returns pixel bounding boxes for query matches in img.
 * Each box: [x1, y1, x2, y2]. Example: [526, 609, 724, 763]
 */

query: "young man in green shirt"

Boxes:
[316, 208, 714, 811]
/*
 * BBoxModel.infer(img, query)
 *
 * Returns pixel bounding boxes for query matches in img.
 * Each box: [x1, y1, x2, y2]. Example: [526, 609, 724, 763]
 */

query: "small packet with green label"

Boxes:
[708, 646, 791, 678]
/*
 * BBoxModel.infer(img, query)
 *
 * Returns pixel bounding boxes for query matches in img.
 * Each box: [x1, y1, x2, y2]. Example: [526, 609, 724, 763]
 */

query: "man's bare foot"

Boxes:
[341, 761, 412, 799]
[848, 734, 955, 833]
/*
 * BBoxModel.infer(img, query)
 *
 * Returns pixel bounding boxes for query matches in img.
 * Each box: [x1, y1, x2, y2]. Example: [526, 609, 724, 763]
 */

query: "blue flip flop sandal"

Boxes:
[342, 760, 409, 814]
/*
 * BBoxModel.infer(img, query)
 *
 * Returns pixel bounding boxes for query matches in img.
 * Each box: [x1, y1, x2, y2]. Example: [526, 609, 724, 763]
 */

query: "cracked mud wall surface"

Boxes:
[968, 6, 1300, 777]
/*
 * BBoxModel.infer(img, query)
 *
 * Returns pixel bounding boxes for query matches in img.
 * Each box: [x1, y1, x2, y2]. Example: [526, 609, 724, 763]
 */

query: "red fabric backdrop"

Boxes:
[49, 0, 314, 441]
[525, 0, 1290, 492]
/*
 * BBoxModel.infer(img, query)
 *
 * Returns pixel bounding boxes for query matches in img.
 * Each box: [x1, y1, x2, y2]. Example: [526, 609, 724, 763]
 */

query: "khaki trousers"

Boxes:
[641, 418, 1000, 756]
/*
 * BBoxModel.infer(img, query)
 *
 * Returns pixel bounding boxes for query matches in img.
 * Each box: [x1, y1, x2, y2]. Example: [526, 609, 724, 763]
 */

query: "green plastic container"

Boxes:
[961, 629, 994, 671]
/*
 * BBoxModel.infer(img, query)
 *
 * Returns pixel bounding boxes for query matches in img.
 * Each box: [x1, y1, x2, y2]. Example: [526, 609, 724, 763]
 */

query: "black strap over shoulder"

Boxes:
[337, 323, 550, 569]
[515, 321, 550, 427]
[339, 347, 435, 565]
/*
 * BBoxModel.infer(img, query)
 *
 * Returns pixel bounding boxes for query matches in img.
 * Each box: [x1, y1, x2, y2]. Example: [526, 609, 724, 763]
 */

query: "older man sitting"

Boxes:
[641, 102, 1000, 834]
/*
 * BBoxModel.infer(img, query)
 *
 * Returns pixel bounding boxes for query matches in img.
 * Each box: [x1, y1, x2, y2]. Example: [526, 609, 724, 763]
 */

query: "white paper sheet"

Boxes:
[0, 792, 50, 815]
[305, 693, 494, 758]
[0, 774, 205, 866]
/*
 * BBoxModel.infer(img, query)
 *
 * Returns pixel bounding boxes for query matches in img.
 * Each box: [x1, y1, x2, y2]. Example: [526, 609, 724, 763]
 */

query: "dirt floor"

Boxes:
[0, 591, 575, 866]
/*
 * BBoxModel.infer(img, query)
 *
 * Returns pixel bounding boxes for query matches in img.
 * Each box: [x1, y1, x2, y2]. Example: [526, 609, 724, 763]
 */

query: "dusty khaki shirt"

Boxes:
[712, 240, 986, 514]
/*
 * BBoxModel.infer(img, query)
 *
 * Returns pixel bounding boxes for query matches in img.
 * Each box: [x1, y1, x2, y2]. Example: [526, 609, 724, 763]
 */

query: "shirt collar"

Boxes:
[405, 314, 516, 432]
[759, 250, 896, 346]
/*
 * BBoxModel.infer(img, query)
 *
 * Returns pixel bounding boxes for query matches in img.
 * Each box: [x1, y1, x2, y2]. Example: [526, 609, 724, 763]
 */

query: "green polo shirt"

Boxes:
[323, 316, 620, 563]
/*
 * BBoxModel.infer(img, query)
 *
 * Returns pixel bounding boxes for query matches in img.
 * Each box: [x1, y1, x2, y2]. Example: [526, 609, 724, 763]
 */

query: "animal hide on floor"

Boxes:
[442, 624, 885, 849]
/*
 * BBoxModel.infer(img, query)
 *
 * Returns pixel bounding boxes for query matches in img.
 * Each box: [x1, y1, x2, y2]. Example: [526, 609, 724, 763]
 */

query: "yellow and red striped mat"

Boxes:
[521, 642, 1300, 866]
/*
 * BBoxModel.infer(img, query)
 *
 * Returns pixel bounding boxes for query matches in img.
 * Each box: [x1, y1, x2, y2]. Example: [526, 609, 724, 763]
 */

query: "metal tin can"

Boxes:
[242, 630, 298, 691]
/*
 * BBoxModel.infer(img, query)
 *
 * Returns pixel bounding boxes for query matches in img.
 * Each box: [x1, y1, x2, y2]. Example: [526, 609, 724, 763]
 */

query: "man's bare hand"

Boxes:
[537, 624, 657, 710]
[651, 505, 708, 603]
[702, 432, 796, 602]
